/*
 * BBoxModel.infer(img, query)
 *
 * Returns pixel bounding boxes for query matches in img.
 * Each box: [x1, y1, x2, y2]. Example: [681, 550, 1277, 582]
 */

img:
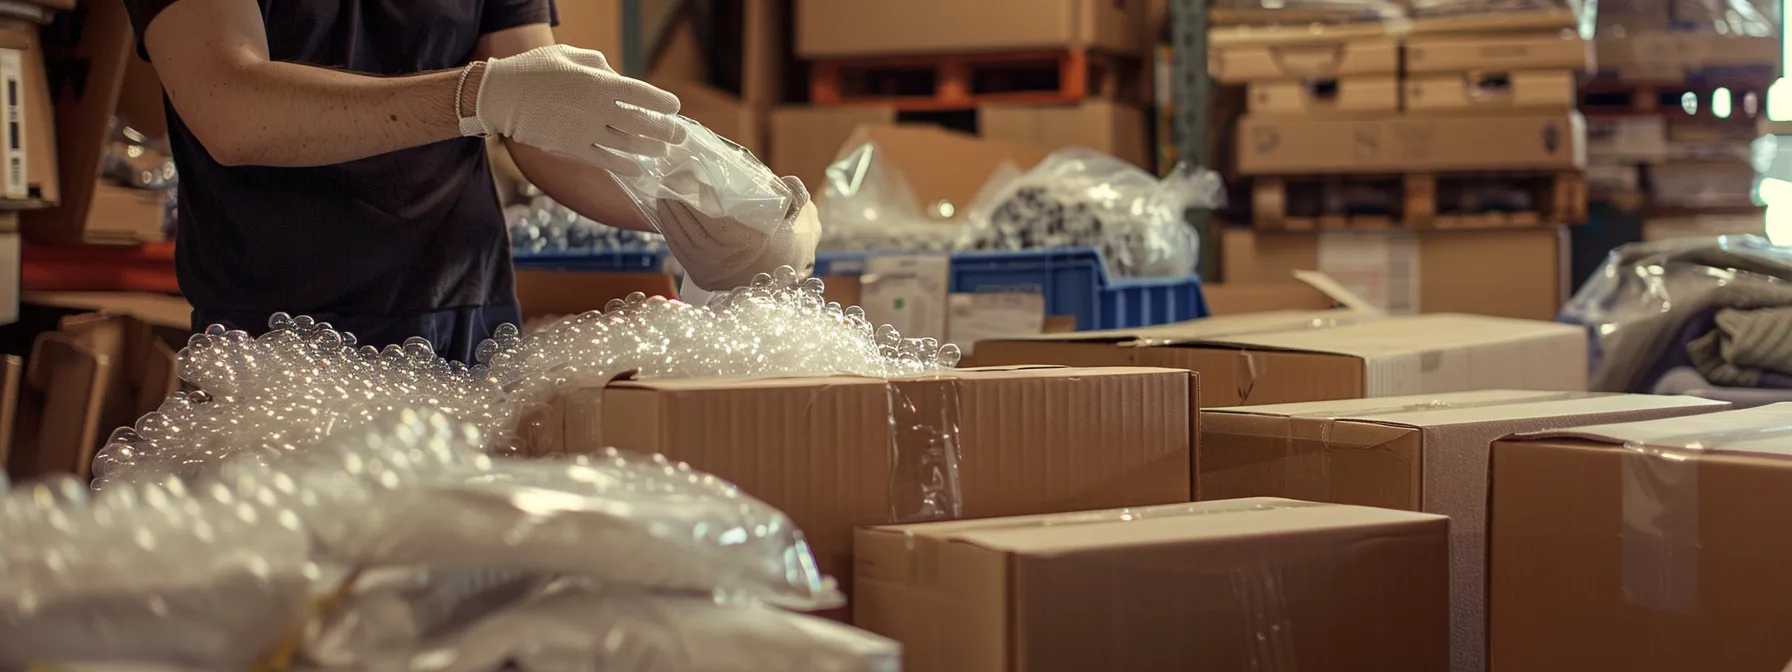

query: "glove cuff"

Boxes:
[456, 62, 492, 138]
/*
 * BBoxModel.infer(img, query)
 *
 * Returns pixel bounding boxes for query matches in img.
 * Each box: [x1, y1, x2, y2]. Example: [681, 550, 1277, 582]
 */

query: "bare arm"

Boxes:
[479, 25, 656, 232]
[144, 0, 480, 167]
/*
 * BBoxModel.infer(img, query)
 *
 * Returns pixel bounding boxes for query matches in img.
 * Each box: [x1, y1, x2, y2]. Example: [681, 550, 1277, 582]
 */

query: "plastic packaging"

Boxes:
[959, 151, 1223, 278]
[1559, 235, 1792, 393]
[507, 195, 666, 255]
[816, 138, 967, 254]
[342, 579, 900, 672]
[610, 114, 793, 236]
[91, 269, 960, 489]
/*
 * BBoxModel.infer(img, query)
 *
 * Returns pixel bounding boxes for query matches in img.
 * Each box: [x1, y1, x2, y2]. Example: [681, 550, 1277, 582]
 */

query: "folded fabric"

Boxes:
[1688, 307, 1792, 387]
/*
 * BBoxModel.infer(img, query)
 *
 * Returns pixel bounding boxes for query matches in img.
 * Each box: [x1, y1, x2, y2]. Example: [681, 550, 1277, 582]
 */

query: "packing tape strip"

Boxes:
[886, 377, 964, 523]
[1616, 423, 1792, 614]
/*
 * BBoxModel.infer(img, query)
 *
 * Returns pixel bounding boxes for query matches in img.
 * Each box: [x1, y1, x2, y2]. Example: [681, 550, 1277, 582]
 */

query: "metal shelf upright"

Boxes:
[1171, 0, 1216, 280]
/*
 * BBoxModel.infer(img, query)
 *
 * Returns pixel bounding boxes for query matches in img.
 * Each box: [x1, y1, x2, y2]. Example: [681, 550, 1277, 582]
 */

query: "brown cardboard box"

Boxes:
[796, 0, 1146, 58]
[971, 309, 1376, 370]
[1403, 70, 1577, 113]
[1488, 404, 1792, 671]
[978, 100, 1152, 169]
[1204, 391, 1729, 672]
[1209, 39, 1399, 83]
[856, 498, 1450, 671]
[1651, 160, 1757, 210]
[1221, 227, 1570, 321]
[553, 0, 623, 65]
[1644, 213, 1766, 242]
[770, 106, 900, 194]
[1236, 111, 1586, 175]
[0, 19, 58, 208]
[978, 313, 1586, 406]
[538, 366, 1200, 615]
[1200, 282, 1341, 315]
[1404, 34, 1592, 73]
[1247, 76, 1400, 115]
[816, 124, 1052, 218]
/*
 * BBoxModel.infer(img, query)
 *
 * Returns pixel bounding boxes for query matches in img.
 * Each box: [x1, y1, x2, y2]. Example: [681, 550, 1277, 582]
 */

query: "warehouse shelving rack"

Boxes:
[1171, 0, 1215, 280]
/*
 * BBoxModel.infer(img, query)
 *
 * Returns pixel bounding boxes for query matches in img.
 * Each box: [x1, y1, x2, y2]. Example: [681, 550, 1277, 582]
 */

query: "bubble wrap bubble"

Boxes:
[91, 268, 961, 490]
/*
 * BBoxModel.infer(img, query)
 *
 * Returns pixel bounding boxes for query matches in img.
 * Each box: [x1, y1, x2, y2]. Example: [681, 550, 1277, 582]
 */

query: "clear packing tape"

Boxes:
[818, 140, 1223, 279]
[0, 409, 901, 670]
[1558, 235, 1792, 393]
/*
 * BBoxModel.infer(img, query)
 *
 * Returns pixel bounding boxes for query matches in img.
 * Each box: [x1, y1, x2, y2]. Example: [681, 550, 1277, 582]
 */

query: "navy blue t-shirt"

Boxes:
[125, 0, 558, 362]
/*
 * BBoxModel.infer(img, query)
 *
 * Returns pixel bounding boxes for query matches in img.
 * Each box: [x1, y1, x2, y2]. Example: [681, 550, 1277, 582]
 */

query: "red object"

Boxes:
[22, 242, 181, 294]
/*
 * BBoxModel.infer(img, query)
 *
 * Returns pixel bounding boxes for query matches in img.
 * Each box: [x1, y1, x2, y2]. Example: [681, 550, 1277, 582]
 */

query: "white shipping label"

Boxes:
[947, 293, 1045, 355]
[1317, 231, 1419, 315]
[0, 48, 22, 200]
[862, 255, 951, 342]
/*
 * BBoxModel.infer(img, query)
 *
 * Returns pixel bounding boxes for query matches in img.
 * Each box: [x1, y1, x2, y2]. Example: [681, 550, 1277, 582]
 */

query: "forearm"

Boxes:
[505, 140, 656, 232]
[169, 61, 477, 167]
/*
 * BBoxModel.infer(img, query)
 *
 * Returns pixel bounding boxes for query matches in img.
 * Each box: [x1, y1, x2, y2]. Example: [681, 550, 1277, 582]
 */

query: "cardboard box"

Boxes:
[1236, 112, 1586, 175]
[1404, 34, 1592, 73]
[796, 0, 1146, 58]
[1595, 33, 1778, 79]
[1651, 160, 1757, 210]
[0, 20, 57, 208]
[1200, 282, 1342, 315]
[1221, 227, 1570, 321]
[1644, 213, 1766, 242]
[769, 106, 902, 192]
[980, 313, 1586, 406]
[1587, 116, 1668, 163]
[1204, 391, 1729, 672]
[1209, 39, 1399, 82]
[1247, 76, 1399, 115]
[978, 100, 1152, 169]
[536, 366, 1201, 614]
[1488, 404, 1792, 671]
[799, 123, 1050, 220]
[856, 498, 1451, 671]
[1403, 70, 1577, 113]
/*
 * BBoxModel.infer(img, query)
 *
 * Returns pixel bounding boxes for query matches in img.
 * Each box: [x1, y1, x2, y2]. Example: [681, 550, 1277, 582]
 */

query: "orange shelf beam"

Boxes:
[22, 242, 180, 294]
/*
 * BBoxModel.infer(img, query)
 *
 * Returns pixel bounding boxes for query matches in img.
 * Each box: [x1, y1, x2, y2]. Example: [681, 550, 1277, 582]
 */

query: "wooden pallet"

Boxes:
[809, 49, 1136, 111]
[1252, 171, 1587, 230]
[1580, 78, 1770, 116]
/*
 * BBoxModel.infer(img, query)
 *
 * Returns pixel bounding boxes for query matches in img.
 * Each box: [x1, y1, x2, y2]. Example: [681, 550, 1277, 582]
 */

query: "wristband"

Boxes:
[456, 62, 490, 138]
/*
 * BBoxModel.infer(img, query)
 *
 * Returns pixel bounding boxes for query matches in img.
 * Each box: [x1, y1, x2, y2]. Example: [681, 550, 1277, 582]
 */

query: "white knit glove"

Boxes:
[468, 45, 683, 176]
[658, 176, 822, 291]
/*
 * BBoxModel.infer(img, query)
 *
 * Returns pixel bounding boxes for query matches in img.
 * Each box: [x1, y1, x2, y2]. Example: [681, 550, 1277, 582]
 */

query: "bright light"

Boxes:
[1770, 79, 1792, 121]
[1746, 91, 1760, 116]
[1681, 91, 1699, 115]
[1714, 88, 1733, 118]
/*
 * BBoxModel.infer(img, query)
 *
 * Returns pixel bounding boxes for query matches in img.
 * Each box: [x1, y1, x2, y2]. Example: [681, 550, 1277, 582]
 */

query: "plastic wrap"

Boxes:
[959, 151, 1222, 278]
[101, 116, 178, 191]
[340, 579, 899, 672]
[506, 195, 667, 255]
[93, 269, 961, 488]
[1559, 235, 1792, 393]
[816, 138, 965, 254]
[609, 114, 792, 236]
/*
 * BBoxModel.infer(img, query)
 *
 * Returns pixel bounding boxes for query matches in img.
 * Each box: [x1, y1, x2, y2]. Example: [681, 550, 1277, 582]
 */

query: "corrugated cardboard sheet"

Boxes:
[856, 497, 1449, 671]
[796, 0, 1145, 57]
[1203, 391, 1729, 672]
[1489, 404, 1792, 671]
[538, 366, 1201, 618]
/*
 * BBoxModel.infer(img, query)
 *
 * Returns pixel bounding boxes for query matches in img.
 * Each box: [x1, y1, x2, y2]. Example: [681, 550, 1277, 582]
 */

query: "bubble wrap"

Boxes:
[92, 267, 960, 490]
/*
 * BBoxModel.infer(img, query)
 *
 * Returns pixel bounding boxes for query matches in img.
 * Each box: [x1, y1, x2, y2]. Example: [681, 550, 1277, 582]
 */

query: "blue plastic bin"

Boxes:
[949, 249, 1206, 331]
[814, 248, 1207, 331]
[512, 248, 671, 273]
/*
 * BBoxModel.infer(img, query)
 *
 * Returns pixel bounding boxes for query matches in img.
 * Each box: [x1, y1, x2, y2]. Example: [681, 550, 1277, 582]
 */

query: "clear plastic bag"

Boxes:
[609, 114, 792, 236]
[816, 138, 967, 254]
[343, 579, 900, 672]
[1559, 235, 1792, 393]
[958, 150, 1224, 278]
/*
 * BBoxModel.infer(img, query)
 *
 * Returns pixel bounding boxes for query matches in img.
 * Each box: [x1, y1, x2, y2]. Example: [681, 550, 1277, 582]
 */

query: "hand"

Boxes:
[471, 45, 684, 176]
[657, 176, 822, 291]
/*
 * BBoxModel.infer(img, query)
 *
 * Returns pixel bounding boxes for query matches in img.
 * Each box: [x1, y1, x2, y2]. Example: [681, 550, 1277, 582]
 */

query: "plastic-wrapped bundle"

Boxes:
[0, 474, 316, 668]
[101, 116, 179, 191]
[340, 579, 898, 672]
[609, 114, 792, 237]
[958, 151, 1223, 278]
[91, 269, 960, 489]
[236, 409, 839, 610]
[816, 139, 965, 254]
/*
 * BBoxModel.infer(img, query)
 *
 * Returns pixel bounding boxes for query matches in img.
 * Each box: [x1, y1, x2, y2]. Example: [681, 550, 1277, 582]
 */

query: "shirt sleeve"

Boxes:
[482, 0, 558, 35]
[125, 0, 179, 61]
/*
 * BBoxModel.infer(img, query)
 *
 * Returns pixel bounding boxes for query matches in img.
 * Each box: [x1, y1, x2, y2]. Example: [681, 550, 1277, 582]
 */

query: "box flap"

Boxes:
[1185, 314, 1579, 357]
[1210, 390, 1726, 429]
[24, 291, 191, 329]
[878, 498, 1442, 553]
[1511, 403, 1792, 456]
[984, 309, 1374, 345]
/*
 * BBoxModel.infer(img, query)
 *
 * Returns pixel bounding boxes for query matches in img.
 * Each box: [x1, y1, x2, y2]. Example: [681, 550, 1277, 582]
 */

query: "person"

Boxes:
[125, 0, 818, 363]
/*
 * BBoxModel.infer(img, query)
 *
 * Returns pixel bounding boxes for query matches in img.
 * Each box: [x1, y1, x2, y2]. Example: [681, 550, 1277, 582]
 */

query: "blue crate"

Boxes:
[948, 249, 1206, 331]
[816, 248, 1206, 331]
[512, 248, 671, 273]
